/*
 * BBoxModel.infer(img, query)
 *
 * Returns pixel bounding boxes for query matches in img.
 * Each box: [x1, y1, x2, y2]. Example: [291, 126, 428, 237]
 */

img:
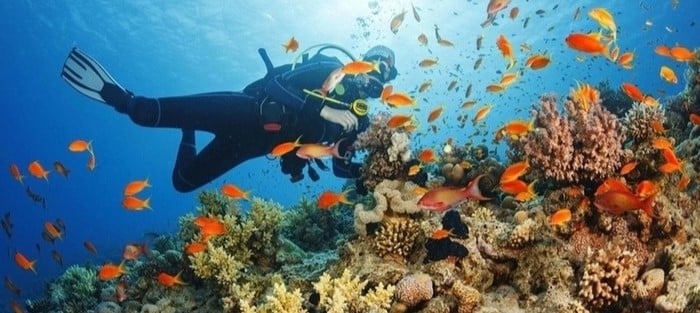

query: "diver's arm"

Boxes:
[264, 60, 340, 113]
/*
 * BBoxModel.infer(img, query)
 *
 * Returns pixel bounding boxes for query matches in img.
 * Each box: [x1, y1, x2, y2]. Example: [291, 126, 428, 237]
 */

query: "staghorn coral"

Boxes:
[313, 269, 395, 313]
[374, 216, 421, 260]
[355, 112, 411, 191]
[578, 242, 639, 310]
[395, 272, 434, 307]
[517, 93, 625, 184]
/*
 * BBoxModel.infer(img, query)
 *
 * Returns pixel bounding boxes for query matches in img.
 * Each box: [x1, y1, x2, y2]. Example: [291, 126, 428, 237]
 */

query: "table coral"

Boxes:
[518, 93, 624, 184]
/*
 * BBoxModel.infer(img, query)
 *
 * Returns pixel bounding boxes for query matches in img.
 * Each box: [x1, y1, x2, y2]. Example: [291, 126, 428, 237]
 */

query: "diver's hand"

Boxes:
[320, 106, 358, 132]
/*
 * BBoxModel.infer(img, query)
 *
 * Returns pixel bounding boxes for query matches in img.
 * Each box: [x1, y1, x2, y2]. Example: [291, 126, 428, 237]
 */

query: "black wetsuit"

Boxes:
[114, 52, 369, 192]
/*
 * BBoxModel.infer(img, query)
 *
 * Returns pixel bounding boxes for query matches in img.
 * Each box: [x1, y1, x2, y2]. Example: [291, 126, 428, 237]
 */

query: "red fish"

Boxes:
[282, 37, 298, 53]
[221, 183, 250, 200]
[565, 33, 608, 55]
[317, 190, 352, 210]
[594, 188, 655, 218]
[418, 175, 491, 212]
[99, 261, 126, 281]
[28, 161, 50, 182]
[14, 252, 37, 274]
[9, 164, 24, 184]
[124, 178, 151, 196]
[158, 271, 186, 287]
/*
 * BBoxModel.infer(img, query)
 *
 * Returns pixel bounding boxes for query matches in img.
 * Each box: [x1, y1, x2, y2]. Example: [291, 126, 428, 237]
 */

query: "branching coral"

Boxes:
[313, 269, 395, 313]
[355, 112, 412, 191]
[517, 94, 625, 184]
[374, 217, 421, 260]
[621, 103, 666, 143]
[47, 265, 98, 313]
[578, 242, 639, 310]
[240, 281, 305, 313]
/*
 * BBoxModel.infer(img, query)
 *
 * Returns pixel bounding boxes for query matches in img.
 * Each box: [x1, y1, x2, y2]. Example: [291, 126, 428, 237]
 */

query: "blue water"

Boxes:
[0, 0, 696, 310]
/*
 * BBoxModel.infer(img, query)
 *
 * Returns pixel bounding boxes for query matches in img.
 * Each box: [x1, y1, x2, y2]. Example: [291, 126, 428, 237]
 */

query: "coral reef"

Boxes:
[355, 112, 412, 191]
[395, 272, 434, 306]
[281, 196, 353, 252]
[40, 264, 99, 313]
[313, 269, 395, 313]
[516, 93, 625, 184]
[578, 242, 639, 310]
[655, 239, 700, 312]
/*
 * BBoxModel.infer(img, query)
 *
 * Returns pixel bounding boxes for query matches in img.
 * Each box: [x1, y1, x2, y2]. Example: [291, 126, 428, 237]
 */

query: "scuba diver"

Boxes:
[60, 44, 397, 192]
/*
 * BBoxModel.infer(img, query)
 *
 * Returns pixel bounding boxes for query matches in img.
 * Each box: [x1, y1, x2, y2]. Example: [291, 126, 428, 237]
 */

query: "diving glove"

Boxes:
[320, 106, 358, 132]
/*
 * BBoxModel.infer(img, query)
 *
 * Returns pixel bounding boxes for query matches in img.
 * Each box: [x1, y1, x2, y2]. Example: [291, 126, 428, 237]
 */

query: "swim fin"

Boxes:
[61, 48, 130, 107]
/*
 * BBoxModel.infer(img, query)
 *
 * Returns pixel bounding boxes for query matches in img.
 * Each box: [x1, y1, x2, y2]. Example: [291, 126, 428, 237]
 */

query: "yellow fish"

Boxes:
[588, 8, 617, 42]
[659, 65, 678, 84]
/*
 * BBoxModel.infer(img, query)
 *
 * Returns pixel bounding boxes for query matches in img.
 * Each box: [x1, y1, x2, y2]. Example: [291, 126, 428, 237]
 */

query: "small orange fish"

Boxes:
[617, 51, 634, 69]
[418, 58, 438, 68]
[525, 54, 551, 70]
[158, 271, 186, 287]
[342, 60, 379, 75]
[594, 189, 655, 218]
[418, 149, 437, 163]
[68, 139, 92, 153]
[9, 164, 23, 184]
[655, 45, 671, 57]
[14, 252, 36, 274]
[296, 141, 343, 160]
[619, 161, 637, 175]
[650, 120, 665, 133]
[185, 241, 207, 255]
[620, 82, 645, 102]
[431, 228, 454, 240]
[595, 177, 630, 196]
[28, 161, 50, 182]
[282, 37, 299, 53]
[221, 184, 250, 200]
[499, 72, 518, 86]
[499, 120, 532, 138]
[384, 92, 416, 107]
[565, 32, 608, 55]
[549, 209, 572, 226]
[499, 179, 529, 195]
[11, 300, 25, 313]
[659, 65, 678, 84]
[317, 190, 352, 210]
[500, 160, 529, 183]
[496, 34, 515, 70]
[486, 84, 505, 93]
[418, 80, 432, 92]
[473, 105, 492, 124]
[689, 113, 700, 125]
[387, 114, 413, 128]
[99, 261, 127, 281]
[122, 196, 151, 211]
[635, 180, 659, 199]
[380, 85, 394, 104]
[677, 176, 691, 191]
[418, 175, 491, 212]
[44, 222, 63, 240]
[124, 178, 151, 196]
[659, 148, 682, 173]
[83, 241, 98, 255]
[651, 137, 673, 150]
[408, 164, 422, 176]
[123, 243, 147, 260]
[270, 136, 303, 157]
[427, 106, 444, 123]
[669, 45, 696, 62]
[198, 219, 227, 241]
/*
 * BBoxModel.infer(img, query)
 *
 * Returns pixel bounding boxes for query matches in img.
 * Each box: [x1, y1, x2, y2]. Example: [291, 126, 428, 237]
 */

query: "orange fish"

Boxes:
[677, 176, 691, 191]
[11, 300, 25, 313]
[158, 271, 186, 287]
[68, 139, 92, 152]
[28, 161, 50, 182]
[482, 0, 512, 27]
[9, 164, 23, 184]
[221, 183, 250, 200]
[486, 84, 505, 93]
[124, 178, 151, 196]
[525, 54, 551, 70]
[384, 92, 415, 107]
[418, 58, 438, 68]
[123, 243, 147, 260]
[617, 51, 634, 69]
[620, 82, 645, 102]
[387, 114, 413, 128]
[652, 137, 673, 150]
[619, 161, 637, 175]
[418, 80, 432, 93]
[199, 221, 227, 242]
[271, 136, 303, 157]
[317, 190, 352, 210]
[689, 113, 700, 125]
[320, 67, 345, 96]
[408, 164, 422, 176]
[380, 85, 394, 104]
[655, 45, 671, 57]
[496, 34, 515, 70]
[418, 175, 491, 212]
[500, 160, 529, 183]
[660, 66, 678, 84]
[342, 60, 379, 75]
[595, 177, 630, 196]
[635, 180, 659, 199]
[594, 188, 655, 218]
[99, 261, 127, 281]
[282, 37, 299, 53]
[44, 222, 63, 240]
[427, 106, 443, 123]
[499, 72, 518, 86]
[83, 241, 98, 255]
[669, 46, 696, 62]
[565, 32, 608, 55]
[418, 149, 437, 163]
[473, 105, 491, 124]
[185, 241, 207, 255]
[14, 252, 36, 274]
[499, 120, 532, 138]
[659, 148, 682, 173]
[650, 120, 665, 133]
[549, 209, 572, 226]
[431, 228, 454, 240]
[122, 196, 151, 211]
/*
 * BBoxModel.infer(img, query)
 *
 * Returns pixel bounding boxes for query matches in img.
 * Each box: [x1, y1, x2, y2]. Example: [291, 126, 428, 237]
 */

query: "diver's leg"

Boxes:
[171, 134, 268, 192]
[124, 92, 259, 133]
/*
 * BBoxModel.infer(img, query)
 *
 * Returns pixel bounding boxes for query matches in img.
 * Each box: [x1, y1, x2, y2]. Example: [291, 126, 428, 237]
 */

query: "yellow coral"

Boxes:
[313, 269, 394, 313]
[240, 282, 305, 313]
[373, 217, 421, 259]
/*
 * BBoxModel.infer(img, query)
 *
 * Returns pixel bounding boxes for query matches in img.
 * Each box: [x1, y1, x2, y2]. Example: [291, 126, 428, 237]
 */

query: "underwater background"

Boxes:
[1, 0, 699, 312]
